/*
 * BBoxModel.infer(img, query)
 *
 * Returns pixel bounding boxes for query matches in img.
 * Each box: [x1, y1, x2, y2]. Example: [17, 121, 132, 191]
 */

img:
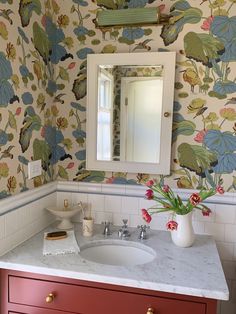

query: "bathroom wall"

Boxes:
[0, 0, 235, 196]
[53, 0, 236, 192]
[0, 0, 75, 198]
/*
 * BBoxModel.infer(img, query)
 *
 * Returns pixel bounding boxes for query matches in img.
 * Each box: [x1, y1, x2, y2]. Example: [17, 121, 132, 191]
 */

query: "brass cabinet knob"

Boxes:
[164, 112, 170, 117]
[45, 293, 54, 303]
[147, 307, 155, 314]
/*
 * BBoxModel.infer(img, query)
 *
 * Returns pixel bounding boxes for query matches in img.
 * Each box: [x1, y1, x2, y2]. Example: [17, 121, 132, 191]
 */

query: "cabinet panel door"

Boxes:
[9, 275, 206, 314]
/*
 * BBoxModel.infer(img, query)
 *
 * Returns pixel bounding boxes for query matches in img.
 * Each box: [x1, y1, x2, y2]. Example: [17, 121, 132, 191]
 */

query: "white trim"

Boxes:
[0, 182, 56, 216]
[0, 181, 235, 216]
[57, 181, 236, 205]
[86, 52, 176, 174]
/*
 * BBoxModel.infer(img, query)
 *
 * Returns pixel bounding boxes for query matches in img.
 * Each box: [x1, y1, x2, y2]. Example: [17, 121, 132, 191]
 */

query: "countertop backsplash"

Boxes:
[0, 181, 236, 314]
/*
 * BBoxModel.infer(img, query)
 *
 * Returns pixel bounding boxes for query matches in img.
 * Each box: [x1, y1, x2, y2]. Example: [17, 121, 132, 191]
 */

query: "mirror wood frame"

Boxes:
[86, 52, 176, 174]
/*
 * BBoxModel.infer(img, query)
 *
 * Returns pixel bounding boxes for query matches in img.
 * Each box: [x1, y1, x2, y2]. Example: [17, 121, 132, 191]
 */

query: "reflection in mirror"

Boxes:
[87, 52, 176, 174]
[97, 65, 163, 163]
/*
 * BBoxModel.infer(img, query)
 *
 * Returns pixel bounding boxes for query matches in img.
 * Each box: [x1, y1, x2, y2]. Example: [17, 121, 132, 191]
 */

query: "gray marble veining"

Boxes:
[0, 223, 229, 300]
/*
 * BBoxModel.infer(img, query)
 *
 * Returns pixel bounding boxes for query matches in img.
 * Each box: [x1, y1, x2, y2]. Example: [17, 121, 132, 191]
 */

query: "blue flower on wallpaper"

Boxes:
[173, 101, 182, 112]
[21, 92, 33, 105]
[0, 81, 14, 107]
[74, 26, 89, 36]
[75, 149, 86, 160]
[45, 17, 68, 64]
[19, 65, 30, 77]
[211, 16, 236, 62]
[122, 28, 145, 40]
[204, 130, 236, 154]
[0, 130, 8, 146]
[44, 126, 68, 165]
[72, 0, 88, 6]
[76, 48, 94, 59]
[72, 129, 86, 139]
[18, 27, 29, 44]
[213, 153, 236, 174]
[211, 16, 236, 42]
[127, 0, 149, 8]
[18, 156, 29, 165]
[71, 102, 86, 111]
[0, 52, 12, 80]
[0, 52, 14, 107]
[220, 40, 236, 62]
[47, 80, 58, 95]
[213, 80, 236, 95]
[204, 130, 236, 174]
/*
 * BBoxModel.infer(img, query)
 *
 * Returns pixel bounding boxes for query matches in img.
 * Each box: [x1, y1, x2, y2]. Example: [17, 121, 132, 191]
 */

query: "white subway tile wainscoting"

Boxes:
[0, 181, 236, 314]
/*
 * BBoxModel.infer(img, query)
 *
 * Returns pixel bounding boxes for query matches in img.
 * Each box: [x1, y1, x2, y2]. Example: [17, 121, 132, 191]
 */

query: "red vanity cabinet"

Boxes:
[1, 269, 217, 314]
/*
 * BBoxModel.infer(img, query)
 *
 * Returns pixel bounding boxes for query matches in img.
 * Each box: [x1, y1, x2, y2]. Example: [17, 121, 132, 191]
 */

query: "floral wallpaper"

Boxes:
[0, 0, 236, 199]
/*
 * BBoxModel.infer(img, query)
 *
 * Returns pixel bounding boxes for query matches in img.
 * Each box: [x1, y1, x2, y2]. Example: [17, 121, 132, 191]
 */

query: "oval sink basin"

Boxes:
[80, 240, 156, 266]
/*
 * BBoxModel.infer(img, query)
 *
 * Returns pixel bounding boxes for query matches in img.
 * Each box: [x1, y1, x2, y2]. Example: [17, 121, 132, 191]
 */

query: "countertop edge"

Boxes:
[0, 261, 229, 301]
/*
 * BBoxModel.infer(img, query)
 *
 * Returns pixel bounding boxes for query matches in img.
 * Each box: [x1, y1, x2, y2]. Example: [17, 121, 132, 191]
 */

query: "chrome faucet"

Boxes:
[118, 219, 131, 239]
[138, 225, 150, 240]
[103, 221, 112, 236]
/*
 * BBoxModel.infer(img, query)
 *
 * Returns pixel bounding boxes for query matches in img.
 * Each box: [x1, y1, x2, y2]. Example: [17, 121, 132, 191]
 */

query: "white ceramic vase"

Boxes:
[171, 211, 195, 248]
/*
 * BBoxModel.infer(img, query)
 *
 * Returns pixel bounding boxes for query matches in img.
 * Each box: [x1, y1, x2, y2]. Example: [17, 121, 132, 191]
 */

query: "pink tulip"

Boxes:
[202, 208, 212, 216]
[166, 220, 178, 231]
[141, 209, 152, 223]
[146, 180, 154, 187]
[162, 185, 170, 193]
[189, 193, 202, 206]
[216, 186, 224, 194]
[145, 189, 154, 200]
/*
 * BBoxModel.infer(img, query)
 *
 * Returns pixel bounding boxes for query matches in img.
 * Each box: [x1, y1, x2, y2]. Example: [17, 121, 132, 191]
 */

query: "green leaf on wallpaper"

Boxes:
[8, 111, 17, 131]
[0, 22, 8, 40]
[33, 22, 51, 65]
[178, 143, 217, 176]
[184, 32, 225, 66]
[172, 120, 196, 142]
[19, 115, 41, 153]
[81, 171, 106, 182]
[19, 0, 42, 27]
[101, 45, 117, 53]
[59, 67, 69, 82]
[97, 0, 117, 9]
[72, 73, 87, 100]
[33, 139, 50, 171]
[58, 165, 69, 180]
[161, 1, 202, 46]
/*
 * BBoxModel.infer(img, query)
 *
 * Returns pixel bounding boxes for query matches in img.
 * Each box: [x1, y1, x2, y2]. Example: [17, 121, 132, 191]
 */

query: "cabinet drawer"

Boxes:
[9, 275, 206, 314]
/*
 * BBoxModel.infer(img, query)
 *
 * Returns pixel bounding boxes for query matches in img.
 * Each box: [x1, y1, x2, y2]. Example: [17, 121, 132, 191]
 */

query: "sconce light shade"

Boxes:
[96, 7, 168, 28]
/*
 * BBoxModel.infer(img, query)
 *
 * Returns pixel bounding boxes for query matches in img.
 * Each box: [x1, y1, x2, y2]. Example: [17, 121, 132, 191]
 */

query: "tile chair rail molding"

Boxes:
[0, 180, 236, 217]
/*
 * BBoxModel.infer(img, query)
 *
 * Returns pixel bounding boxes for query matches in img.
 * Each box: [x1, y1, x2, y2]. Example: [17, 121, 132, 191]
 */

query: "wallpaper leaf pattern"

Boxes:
[0, 0, 235, 199]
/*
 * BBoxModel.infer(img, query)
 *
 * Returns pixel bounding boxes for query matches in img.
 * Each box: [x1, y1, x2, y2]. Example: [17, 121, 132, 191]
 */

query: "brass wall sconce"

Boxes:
[96, 7, 170, 29]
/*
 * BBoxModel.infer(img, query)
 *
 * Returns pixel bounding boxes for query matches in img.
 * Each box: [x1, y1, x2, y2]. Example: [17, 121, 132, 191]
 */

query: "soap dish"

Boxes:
[46, 204, 82, 230]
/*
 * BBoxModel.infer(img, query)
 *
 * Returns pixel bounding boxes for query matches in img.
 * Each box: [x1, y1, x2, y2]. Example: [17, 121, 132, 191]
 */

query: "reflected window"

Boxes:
[97, 69, 113, 160]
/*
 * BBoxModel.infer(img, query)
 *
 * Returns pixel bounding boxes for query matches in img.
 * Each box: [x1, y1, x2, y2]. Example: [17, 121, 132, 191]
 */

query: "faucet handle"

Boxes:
[122, 219, 128, 228]
[137, 225, 150, 240]
[137, 225, 150, 230]
[102, 221, 112, 236]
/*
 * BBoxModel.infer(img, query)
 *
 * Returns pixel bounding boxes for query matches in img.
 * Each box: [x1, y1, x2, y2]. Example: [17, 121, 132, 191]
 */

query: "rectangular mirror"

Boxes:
[86, 52, 176, 174]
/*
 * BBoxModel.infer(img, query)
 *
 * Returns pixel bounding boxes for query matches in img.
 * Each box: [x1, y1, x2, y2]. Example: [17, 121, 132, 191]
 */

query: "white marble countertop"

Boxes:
[0, 224, 229, 301]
